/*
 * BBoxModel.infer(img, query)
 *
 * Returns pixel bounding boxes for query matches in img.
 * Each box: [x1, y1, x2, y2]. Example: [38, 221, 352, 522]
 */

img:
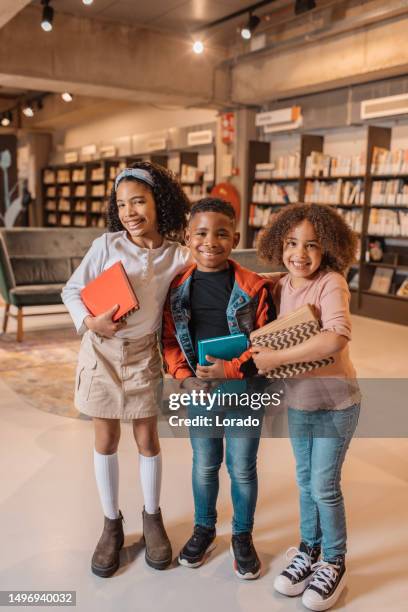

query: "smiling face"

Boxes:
[186, 211, 240, 272]
[282, 219, 323, 286]
[116, 179, 161, 246]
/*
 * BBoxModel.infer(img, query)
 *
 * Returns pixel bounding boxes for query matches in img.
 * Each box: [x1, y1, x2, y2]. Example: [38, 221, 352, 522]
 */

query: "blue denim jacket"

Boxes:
[165, 259, 276, 376]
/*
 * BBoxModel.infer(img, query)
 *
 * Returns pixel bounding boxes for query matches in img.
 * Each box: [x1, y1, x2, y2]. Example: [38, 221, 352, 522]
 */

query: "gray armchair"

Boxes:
[0, 228, 102, 342]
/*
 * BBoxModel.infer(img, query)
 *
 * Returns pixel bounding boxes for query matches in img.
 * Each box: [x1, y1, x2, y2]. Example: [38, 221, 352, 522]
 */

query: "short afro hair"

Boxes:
[190, 197, 236, 222]
[107, 160, 190, 241]
[258, 203, 358, 273]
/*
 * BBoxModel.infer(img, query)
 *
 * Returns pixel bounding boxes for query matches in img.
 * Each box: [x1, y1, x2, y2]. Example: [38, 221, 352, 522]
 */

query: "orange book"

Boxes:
[81, 261, 139, 322]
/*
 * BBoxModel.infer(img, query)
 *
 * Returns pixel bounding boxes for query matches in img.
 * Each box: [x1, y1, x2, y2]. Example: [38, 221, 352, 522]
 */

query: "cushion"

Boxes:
[0, 228, 103, 257]
[11, 257, 72, 285]
[9, 283, 65, 307]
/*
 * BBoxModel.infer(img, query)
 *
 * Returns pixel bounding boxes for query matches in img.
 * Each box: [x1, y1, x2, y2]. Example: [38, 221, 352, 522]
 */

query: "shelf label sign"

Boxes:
[146, 138, 167, 152]
[256, 106, 301, 127]
[187, 130, 213, 146]
[100, 146, 117, 158]
[64, 151, 78, 163]
[81, 144, 97, 160]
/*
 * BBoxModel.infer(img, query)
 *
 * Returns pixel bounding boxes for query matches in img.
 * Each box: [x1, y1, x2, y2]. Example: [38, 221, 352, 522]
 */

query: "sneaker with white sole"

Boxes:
[230, 533, 261, 580]
[178, 525, 216, 568]
[274, 542, 321, 597]
[302, 557, 346, 611]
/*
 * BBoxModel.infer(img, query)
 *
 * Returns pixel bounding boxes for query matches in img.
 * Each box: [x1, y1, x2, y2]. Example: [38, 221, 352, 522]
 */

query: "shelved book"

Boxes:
[250, 304, 334, 378]
[249, 205, 278, 228]
[371, 180, 408, 206]
[371, 146, 408, 175]
[305, 151, 365, 178]
[348, 270, 360, 290]
[252, 182, 298, 204]
[254, 155, 300, 180]
[336, 209, 363, 233]
[180, 164, 203, 183]
[368, 209, 408, 236]
[304, 179, 364, 205]
[81, 261, 139, 322]
[369, 267, 394, 294]
[397, 279, 408, 298]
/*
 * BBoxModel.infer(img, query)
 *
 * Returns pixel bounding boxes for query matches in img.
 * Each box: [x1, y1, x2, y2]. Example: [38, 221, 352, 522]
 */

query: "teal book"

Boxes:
[198, 333, 249, 366]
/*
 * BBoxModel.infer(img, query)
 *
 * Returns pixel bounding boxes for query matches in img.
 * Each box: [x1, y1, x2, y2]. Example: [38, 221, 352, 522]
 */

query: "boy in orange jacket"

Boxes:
[162, 198, 276, 579]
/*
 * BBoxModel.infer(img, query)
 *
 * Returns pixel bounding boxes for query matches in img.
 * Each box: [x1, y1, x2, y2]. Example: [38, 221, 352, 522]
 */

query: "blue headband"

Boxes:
[115, 168, 154, 191]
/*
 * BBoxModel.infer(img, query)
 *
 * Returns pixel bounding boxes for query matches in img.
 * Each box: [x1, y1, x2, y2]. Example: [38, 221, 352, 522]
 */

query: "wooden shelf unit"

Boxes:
[247, 126, 408, 325]
[42, 154, 169, 229]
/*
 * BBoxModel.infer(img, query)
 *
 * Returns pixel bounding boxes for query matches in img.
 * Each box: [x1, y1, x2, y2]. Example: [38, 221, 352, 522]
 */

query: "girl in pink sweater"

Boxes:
[252, 204, 360, 612]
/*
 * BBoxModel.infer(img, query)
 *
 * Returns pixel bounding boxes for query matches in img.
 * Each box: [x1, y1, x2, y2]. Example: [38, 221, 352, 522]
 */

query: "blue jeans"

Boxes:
[190, 422, 261, 535]
[288, 404, 360, 561]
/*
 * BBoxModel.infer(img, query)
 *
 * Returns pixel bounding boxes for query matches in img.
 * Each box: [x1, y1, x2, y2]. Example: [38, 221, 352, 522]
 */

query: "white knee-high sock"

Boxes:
[93, 449, 120, 520]
[139, 452, 162, 514]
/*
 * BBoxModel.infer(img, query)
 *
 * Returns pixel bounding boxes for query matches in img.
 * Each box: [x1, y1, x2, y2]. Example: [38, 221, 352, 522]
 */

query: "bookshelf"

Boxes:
[42, 154, 168, 229]
[247, 135, 324, 248]
[247, 126, 408, 324]
[42, 148, 216, 229]
[169, 147, 216, 203]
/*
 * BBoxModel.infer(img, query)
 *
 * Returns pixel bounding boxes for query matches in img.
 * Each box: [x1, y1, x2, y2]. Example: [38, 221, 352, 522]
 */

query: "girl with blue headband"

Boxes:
[62, 161, 191, 577]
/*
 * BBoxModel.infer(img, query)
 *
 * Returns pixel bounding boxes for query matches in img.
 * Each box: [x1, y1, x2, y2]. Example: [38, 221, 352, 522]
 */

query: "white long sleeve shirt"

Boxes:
[61, 231, 191, 338]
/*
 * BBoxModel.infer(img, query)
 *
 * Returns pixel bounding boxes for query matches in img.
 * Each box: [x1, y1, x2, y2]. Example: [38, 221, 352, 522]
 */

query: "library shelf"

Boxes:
[304, 175, 365, 181]
[253, 177, 300, 182]
[248, 126, 408, 324]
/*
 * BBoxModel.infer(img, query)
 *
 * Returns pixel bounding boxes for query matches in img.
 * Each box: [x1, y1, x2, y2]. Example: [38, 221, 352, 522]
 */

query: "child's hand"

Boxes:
[85, 304, 127, 338]
[251, 346, 283, 374]
[196, 355, 225, 379]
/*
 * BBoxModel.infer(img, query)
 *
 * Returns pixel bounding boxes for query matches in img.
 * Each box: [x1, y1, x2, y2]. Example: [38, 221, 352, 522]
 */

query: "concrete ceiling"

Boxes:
[30, 0, 289, 39]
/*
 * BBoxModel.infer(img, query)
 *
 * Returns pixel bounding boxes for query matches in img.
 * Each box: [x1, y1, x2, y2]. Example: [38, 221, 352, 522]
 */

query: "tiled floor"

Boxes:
[0, 307, 407, 612]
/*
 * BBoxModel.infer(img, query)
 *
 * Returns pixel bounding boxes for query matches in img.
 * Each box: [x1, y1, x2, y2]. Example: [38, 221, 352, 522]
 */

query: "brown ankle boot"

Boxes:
[91, 511, 124, 577]
[142, 507, 172, 570]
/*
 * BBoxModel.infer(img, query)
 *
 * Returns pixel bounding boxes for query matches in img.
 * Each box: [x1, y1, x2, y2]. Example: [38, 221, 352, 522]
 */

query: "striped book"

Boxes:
[250, 304, 334, 378]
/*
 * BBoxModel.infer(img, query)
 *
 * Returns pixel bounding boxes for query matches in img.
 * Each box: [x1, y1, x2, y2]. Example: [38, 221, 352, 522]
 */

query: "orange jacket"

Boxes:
[162, 259, 276, 379]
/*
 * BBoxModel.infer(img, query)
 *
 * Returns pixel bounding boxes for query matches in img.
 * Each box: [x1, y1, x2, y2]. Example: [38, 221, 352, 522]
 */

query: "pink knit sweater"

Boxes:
[274, 270, 361, 410]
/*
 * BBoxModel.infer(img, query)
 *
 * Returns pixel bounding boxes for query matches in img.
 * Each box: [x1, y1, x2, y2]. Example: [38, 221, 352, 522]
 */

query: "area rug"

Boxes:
[0, 327, 87, 419]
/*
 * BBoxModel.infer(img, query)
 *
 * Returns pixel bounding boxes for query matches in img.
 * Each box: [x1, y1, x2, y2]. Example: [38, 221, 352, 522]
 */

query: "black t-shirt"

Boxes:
[189, 267, 235, 358]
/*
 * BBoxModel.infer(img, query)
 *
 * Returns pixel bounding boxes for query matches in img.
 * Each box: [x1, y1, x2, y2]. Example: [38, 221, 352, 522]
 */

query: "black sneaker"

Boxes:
[274, 542, 321, 596]
[302, 557, 346, 611]
[230, 533, 261, 580]
[178, 525, 216, 568]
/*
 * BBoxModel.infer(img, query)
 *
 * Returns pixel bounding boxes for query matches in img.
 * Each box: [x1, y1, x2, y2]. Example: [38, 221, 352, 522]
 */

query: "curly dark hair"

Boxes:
[107, 160, 190, 241]
[190, 197, 236, 221]
[258, 203, 359, 273]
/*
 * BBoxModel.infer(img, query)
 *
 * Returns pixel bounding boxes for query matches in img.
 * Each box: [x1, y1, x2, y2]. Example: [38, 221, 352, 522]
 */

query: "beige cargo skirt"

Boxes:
[75, 330, 163, 420]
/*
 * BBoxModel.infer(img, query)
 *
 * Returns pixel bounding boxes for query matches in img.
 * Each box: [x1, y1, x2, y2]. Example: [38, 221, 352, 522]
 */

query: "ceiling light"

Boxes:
[41, 0, 54, 32]
[61, 92, 73, 102]
[192, 40, 204, 54]
[294, 0, 316, 15]
[241, 13, 260, 40]
[1, 112, 12, 127]
[23, 105, 34, 118]
[82, 0, 94, 4]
